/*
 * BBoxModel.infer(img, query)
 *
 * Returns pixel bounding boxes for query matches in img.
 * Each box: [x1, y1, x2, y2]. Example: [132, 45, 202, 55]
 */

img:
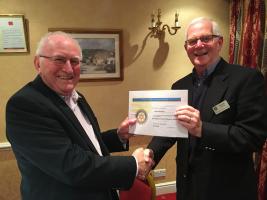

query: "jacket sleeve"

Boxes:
[148, 136, 177, 166]
[101, 129, 129, 152]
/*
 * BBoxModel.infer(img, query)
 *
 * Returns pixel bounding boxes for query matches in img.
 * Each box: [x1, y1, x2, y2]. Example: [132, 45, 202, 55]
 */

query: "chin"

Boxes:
[193, 59, 209, 67]
[61, 86, 75, 95]
[193, 61, 205, 67]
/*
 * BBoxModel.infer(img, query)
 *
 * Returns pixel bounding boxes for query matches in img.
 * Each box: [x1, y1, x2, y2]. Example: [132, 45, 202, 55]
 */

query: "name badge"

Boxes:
[212, 100, 230, 115]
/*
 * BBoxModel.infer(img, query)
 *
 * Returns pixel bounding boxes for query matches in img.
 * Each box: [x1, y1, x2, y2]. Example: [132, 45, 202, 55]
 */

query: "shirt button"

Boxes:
[183, 174, 187, 178]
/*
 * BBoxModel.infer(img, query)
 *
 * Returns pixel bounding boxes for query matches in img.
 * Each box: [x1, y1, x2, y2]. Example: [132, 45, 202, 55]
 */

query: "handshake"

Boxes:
[132, 148, 154, 180]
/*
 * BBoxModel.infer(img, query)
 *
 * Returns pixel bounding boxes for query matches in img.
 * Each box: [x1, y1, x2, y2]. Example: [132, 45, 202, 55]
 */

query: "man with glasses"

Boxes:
[148, 17, 267, 200]
[6, 31, 154, 200]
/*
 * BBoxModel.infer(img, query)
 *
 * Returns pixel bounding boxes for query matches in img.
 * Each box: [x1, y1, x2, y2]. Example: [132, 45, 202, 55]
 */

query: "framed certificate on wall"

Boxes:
[0, 14, 29, 53]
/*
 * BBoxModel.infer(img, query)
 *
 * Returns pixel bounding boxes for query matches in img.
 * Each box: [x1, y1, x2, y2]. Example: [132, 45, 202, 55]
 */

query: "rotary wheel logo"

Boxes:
[136, 109, 147, 124]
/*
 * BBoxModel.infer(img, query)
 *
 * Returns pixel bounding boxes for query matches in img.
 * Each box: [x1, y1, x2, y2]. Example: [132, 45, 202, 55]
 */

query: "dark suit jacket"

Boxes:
[148, 58, 267, 200]
[6, 75, 136, 200]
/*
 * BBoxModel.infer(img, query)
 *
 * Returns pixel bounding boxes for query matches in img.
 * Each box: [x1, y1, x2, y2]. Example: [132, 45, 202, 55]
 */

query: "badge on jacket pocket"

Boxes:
[212, 100, 230, 115]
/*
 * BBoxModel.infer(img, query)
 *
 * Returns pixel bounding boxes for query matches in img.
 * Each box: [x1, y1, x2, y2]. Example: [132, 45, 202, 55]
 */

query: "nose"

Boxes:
[196, 39, 204, 46]
[62, 60, 74, 72]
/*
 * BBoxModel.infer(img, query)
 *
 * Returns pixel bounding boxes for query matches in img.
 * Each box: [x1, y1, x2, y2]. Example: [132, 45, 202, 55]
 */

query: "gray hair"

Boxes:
[185, 17, 222, 39]
[35, 31, 82, 58]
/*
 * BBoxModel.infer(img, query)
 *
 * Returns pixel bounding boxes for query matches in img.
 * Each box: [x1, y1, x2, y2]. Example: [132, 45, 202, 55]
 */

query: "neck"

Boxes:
[195, 57, 221, 76]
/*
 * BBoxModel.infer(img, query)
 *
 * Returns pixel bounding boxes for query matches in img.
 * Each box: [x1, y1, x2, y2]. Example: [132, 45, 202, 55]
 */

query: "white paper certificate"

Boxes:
[129, 90, 188, 138]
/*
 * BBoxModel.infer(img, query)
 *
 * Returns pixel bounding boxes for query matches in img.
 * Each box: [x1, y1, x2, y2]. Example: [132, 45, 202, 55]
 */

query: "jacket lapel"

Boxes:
[57, 99, 102, 155]
[77, 96, 110, 155]
[31, 76, 103, 155]
[201, 60, 229, 121]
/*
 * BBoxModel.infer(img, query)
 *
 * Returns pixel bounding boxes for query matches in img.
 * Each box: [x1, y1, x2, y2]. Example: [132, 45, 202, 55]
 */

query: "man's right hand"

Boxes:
[132, 148, 154, 180]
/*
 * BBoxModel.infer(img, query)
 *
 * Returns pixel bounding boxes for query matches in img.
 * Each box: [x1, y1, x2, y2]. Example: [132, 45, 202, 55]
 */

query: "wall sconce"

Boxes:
[149, 9, 181, 38]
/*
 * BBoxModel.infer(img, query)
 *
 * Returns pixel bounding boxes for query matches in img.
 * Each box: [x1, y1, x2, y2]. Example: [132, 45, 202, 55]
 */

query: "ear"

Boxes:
[184, 43, 188, 51]
[217, 37, 224, 51]
[34, 56, 41, 73]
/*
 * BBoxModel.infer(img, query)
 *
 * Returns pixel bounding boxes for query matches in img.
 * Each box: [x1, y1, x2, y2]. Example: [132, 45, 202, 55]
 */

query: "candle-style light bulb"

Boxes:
[151, 12, 156, 28]
[157, 9, 161, 22]
[175, 11, 179, 27]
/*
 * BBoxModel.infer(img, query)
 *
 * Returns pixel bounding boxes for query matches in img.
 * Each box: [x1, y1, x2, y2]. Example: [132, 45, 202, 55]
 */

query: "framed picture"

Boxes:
[48, 28, 123, 81]
[0, 14, 29, 53]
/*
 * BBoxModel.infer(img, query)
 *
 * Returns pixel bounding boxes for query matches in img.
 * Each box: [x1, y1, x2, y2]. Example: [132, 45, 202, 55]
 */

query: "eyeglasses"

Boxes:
[185, 35, 221, 46]
[39, 55, 81, 66]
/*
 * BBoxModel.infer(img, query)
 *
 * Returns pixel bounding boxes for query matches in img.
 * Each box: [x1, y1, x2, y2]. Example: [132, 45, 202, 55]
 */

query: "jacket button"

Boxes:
[183, 174, 187, 178]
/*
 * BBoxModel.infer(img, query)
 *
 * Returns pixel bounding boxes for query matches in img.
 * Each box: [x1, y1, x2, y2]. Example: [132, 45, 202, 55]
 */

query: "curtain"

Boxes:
[229, 1, 266, 200]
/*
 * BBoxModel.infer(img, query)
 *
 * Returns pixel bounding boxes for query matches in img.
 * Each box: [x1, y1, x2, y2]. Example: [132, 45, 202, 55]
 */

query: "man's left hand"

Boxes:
[117, 117, 136, 141]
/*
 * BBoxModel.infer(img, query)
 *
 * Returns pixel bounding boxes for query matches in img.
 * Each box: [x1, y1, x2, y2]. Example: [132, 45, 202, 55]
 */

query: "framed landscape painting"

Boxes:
[48, 28, 123, 81]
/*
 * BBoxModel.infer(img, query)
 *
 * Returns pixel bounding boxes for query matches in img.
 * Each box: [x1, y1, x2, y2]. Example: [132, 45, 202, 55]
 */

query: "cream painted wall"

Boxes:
[0, 0, 230, 184]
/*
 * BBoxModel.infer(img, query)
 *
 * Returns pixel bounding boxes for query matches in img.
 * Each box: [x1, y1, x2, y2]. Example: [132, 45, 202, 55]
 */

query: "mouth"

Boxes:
[57, 75, 74, 80]
[194, 50, 208, 57]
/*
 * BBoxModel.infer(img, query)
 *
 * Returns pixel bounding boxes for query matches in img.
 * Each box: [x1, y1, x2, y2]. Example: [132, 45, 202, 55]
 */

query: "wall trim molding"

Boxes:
[155, 181, 176, 195]
[0, 142, 11, 149]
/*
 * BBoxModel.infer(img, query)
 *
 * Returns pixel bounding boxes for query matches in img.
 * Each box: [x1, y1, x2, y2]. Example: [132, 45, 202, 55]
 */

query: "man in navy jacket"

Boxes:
[148, 17, 267, 200]
[6, 31, 154, 200]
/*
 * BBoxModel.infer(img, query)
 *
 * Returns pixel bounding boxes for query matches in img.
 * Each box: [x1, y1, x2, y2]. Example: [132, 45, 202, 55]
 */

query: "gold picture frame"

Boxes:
[48, 28, 123, 82]
[0, 14, 29, 53]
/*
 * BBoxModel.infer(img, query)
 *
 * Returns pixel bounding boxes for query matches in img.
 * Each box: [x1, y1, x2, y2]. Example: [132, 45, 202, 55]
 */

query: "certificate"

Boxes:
[129, 90, 188, 138]
[0, 15, 28, 53]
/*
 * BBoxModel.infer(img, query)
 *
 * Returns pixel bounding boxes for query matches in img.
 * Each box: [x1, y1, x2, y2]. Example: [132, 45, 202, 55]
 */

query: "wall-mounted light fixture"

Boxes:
[149, 9, 181, 38]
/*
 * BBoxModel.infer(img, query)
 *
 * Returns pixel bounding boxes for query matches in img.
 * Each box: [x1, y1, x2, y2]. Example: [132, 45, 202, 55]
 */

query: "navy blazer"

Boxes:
[6, 76, 136, 200]
[148, 58, 267, 200]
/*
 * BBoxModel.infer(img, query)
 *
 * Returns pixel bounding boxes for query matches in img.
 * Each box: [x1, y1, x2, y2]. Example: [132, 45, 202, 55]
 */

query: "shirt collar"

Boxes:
[206, 57, 220, 76]
[192, 57, 221, 80]
[61, 90, 80, 104]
